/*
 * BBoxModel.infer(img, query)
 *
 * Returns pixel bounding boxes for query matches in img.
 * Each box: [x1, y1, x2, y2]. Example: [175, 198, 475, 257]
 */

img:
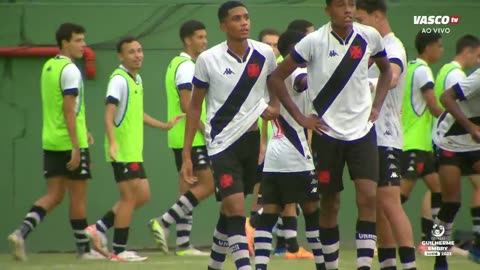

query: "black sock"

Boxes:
[19, 205, 47, 239]
[377, 247, 396, 269]
[208, 213, 228, 270]
[96, 210, 115, 234]
[431, 192, 442, 220]
[304, 209, 326, 270]
[421, 217, 433, 241]
[398, 246, 416, 270]
[282, 216, 299, 253]
[250, 211, 260, 228]
[254, 213, 278, 270]
[276, 219, 286, 249]
[160, 191, 199, 228]
[226, 216, 251, 269]
[356, 220, 376, 269]
[70, 219, 91, 254]
[320, 225, 339, 269]
[113, 227, 129, 255]
[471, 207, 480, 248]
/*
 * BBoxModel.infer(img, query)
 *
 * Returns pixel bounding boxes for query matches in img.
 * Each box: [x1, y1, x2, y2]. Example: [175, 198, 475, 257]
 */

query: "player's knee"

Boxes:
[320, 195, 340, 217]
[135, 189, 151, 208]
[356, 190, 376, 211]
[303, 208, 320, 228]
[47, 189, 66, 206]
[222, 195, 246, 216]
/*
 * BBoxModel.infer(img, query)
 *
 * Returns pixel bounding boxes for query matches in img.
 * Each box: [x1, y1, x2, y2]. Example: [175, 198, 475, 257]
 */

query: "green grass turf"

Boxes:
[0, 250, 477, 270]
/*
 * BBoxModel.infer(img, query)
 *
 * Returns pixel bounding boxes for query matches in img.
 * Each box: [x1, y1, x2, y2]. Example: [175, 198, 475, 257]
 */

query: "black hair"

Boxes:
[116, 36, 138, 53]
[415, 31, 442, 54]
[179, 20, 206, 43]
[55, 23, 85, 48]
[287, 19, 314, 34]
[218, 1, 246, 22]
[278, 31, 306, 58]
[455, 34, 480, 55]
[355, 0, 387, 14]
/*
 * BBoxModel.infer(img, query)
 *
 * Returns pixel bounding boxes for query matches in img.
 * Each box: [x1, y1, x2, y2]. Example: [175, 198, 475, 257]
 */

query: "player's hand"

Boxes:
[167, 114, 186, 130]
[181, 159, 197, 184]
[261, 105, 279, 120]
[258, 143, 266, 165]
[87, 131, 94, 145]
[67, 148, 81, 171]
[369, 107, 380, 123]
[300, 115, 329, 135]
[109, 142, 118, 161]
[468, 124, 480, 143]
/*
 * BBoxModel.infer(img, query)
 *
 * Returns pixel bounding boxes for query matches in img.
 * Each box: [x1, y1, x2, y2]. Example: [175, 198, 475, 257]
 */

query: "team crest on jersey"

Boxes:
[247, 63, 260, 78]
[220, 174, 233, 188]
[349, 45, 363, 60]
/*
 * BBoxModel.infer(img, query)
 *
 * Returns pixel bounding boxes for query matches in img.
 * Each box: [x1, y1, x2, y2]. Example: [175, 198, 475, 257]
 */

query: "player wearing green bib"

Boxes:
[149, 20, 211, 256]
[86, 37, 182, 262]
[8, 23, 103, 261]
[399, 32, 444, 259]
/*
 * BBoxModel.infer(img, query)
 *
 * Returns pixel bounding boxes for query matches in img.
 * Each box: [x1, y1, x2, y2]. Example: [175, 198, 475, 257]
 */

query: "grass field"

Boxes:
[0, 250, 476, 270]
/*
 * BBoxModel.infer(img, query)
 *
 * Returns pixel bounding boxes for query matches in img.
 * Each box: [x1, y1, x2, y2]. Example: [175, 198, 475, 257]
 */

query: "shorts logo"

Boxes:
[129, 162, 140, 172]
[416, 162, 424, 174]
[220, 174, 233, 188]
[442, 150, 455, 158]
[349, 45, 363, 60]
[247, 63, 260, 78]
[318, 171, 330, 184]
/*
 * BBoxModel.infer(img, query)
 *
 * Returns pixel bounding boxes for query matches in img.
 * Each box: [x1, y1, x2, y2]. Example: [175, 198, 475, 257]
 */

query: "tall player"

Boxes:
[268, 0, 392, 268]
[180, 2, 279, 269]
[148, 20, 210, 256]
[356, 1, 416, 269]
[8, 23, 102, 261]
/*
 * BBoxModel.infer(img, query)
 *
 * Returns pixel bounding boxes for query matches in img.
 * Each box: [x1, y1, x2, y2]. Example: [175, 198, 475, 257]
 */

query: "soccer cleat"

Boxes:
[110, 250, 148, 262]
[148, 219, 169, 253]
[469, 247, 480, 263]
[176, 246, 209, 256]
[273, 247, 286, 256]
[245, 217, 255, 256]
[78, 250, 106, 260]
[285, 246, 314, 259]
[85, 224, 109, 257]
[7, 230, 26, 261]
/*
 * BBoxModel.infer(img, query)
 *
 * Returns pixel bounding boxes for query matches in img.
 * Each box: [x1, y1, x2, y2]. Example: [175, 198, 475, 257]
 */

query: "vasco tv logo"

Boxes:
[414, 15, 459, 34]
[413, 16, 460, 25]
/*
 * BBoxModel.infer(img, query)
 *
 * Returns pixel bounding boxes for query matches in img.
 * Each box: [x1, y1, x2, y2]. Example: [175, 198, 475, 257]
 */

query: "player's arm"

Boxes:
[441, 72, 480, 141]
[388, 60, 403, 89]
[177, 61, 206, 134]
[370, 56, 392, 121]
[143, 113, 184, 130]
[422, 86, 444, 118]
[179, 90, 205, 134]
[182, 86, 206, 161]
[259, 118, 268, 164]
[63, 95, 79, 150]
[104, 75, 126, 161]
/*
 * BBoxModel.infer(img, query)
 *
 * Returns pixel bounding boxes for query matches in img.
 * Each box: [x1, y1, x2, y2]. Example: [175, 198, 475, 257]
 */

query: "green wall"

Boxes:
[0, 0, 478, 253]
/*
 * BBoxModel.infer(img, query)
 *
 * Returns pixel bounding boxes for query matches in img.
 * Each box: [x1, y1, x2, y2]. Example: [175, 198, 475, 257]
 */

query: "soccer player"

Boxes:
[287, 19, 315, 35]
[400, 31, 444, 247]
[7, 23, 102, 261]
[433, 36, 480, 268]
[258, 28, 281, 59]
[180, 2, 278, 269]
[268, 0, 393, 269]
[434, 69, 480, 268]
[87, 37, 183, 262]
[254, 30, 326, 270]
[148, 20, 210, 256]
[356, 1, 416, 269]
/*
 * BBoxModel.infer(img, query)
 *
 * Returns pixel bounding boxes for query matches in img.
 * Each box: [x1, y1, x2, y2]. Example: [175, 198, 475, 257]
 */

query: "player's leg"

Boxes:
[468, 156, 480, 263]
[313, 132, 344, 270]
[208, 203, 229, 270]
[246, 166, 263, 256]
[347, 128, 378, 270]
[301, 198, 326, 270]
[8, 150, 71, 261]
[282, 203, 313, 259]
[253, 172, 282, 270]
[423, 151, 442, 222]
[109, 162, 148, 262]
[434, 149, 463, 269]
[376, 147, 416, 270]
[400, 151, 421, 204]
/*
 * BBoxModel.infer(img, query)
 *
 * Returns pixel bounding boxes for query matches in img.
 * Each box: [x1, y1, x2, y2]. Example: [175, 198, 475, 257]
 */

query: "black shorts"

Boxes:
[210, 131, 260, 201]
[378, 147, 402, 187]
[172, 146, 210, 172]
[311, 127, 379, 194]
[401, 150, 436, 180]
[43, 149, 91, 180]
[261, 171, 319, 205]
[111, 162, 147, 182]
[437, 148, 480, 176]
[256, 162, 265, 184]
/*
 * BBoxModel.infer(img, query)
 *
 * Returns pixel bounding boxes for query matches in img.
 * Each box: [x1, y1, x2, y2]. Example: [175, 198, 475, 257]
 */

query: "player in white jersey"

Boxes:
[254, 31, 326, 270]
[356, 1, 416, 269]
[434, 58, 480, 267]
[432, 34, 480, 262]
[180, 2, 277, 270]
[269, 1, 392, 269]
